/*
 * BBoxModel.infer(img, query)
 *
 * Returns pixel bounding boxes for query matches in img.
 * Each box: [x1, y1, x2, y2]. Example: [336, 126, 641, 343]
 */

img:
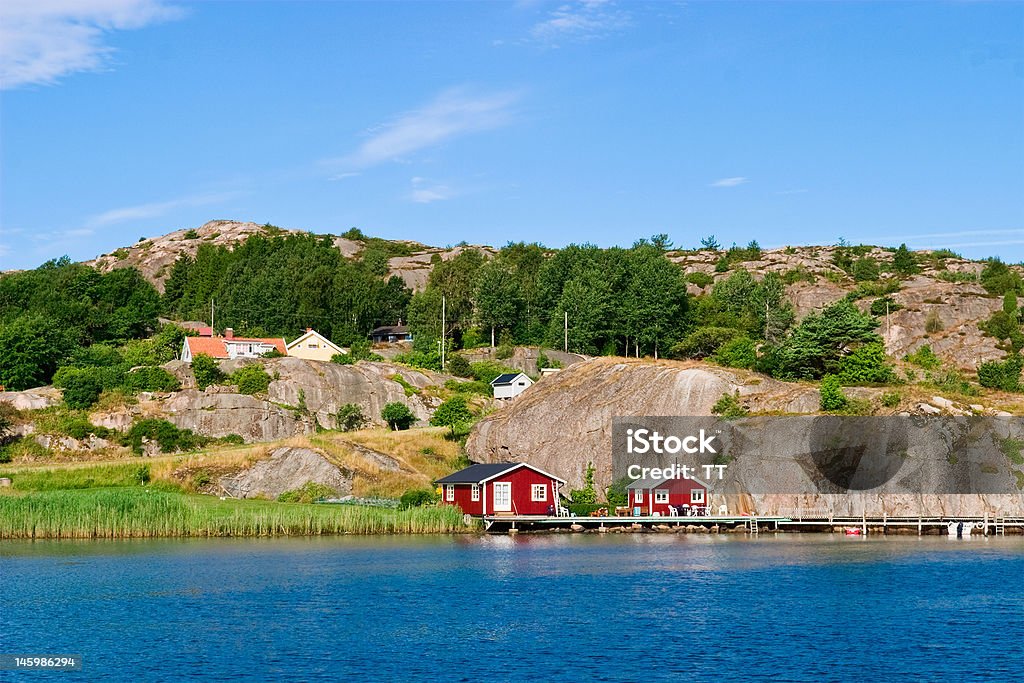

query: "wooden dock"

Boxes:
[483, 514, 1024, 535]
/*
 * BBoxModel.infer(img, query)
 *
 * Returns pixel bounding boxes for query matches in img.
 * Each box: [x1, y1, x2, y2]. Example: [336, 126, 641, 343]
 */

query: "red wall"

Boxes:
[443, 483, 484, 515]
[441, 466, 560, 516]
[488, 467, 558, 515]
[630, 478, 708, 516]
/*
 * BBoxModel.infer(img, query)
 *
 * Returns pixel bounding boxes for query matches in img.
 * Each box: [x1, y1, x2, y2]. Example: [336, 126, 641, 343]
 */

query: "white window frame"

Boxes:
[691, 488, 705, 504]
[532, 484, 547, 502]
[655, 489, 669, 504]
[635, 489, 643, 503]
[471, 484, 480, 501]
[445, 485, 454, 502]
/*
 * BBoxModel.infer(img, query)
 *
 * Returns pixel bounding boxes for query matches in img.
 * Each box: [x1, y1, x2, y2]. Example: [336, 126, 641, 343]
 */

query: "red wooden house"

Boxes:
[625, 475, 710, 516]
[435, 463, 566, 516]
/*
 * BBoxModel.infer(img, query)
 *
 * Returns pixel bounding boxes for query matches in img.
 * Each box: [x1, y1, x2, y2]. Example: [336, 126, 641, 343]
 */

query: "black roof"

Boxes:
[371, 325, 409, 335]
[435, 463, 520, 484]
[490, 373, 523, 385]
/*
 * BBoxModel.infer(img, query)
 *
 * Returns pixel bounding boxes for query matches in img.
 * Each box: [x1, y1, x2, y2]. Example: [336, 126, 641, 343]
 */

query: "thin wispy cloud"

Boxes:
[333, 87, 521, 169]
[855, 228, 1024, 246]
[530, 0, 630, 45]
[86, 190, 244, 228]
[329, 172, 361, 181]
[710, 176, 749, 188]
[409, 177, 452, 204]
[0, 0, 184, 90]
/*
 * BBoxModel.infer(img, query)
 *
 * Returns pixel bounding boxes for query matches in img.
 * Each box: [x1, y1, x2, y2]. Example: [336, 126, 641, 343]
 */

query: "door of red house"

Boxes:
[493, 482, 512, 512]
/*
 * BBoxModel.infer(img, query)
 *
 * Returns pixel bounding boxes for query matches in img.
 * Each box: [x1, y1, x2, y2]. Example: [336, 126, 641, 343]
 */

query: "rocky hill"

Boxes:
[85, 219, 493, 293]
[80, 219, 1021, 371]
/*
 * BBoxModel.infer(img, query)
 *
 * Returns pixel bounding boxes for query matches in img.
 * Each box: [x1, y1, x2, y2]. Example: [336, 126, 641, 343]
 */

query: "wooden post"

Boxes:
[984, 510, 989, 537]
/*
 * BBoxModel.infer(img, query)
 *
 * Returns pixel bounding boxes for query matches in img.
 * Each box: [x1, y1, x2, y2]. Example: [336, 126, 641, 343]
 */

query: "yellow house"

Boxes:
[286, 328, 345, 362]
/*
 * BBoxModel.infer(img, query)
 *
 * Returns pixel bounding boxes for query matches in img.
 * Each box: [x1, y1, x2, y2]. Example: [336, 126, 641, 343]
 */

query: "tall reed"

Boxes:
[0, 489, 471, 538]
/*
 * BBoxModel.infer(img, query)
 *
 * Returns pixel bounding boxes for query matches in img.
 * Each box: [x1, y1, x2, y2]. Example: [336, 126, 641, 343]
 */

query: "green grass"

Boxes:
[0, 463, 156, 491]
[1000, 437, 1024, 466]
[0, 488, 473, 538]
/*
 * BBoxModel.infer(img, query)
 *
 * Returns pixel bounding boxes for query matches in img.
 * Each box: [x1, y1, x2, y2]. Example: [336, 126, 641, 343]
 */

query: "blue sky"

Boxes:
[1, 1, 1022, 270]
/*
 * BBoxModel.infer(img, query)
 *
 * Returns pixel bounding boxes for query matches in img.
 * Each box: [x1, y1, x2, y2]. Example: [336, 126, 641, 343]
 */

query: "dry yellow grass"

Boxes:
[311, 426, 465, 498]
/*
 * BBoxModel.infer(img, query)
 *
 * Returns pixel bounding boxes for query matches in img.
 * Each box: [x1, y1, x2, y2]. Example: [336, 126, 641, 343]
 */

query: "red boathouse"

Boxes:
[435, 463, 566, 516]
[625, 475, 710, 516]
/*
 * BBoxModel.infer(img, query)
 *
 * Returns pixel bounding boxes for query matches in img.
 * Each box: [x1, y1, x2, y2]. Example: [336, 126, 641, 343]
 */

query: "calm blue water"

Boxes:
[1, 534, 1022, 682]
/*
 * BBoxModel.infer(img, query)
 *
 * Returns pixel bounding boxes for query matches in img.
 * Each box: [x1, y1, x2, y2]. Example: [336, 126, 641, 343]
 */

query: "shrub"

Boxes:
[331, 352, 354, 365]
[399, 488, 438, 509]
[925, 310, 943, 334]
[121, 419, 209, 454]
[261, 348, 285, 358]
[711, 392, 748, 418]
[853, 257, 880, 282]
[977, 355, 1023, 392]
[393, 350, 442, 371]
[671, 327, 741, 359]
[469, 361, 518, 384]
[570, 463, 597, 504]
[231, 365, 271, 395]
[820, 374, 848, 411]
[713, 336, 757, 369]
[447, 354, 473, 378]
[444, 379, 490, 396]
[905, 345, 942, 370]
[381, 402, 416, 430]
[838, 342, 896, 384]
[191, 354, 224, 390]
[122, 367, 180, 393]
[219, 434, 245, 445]
[980, 258, 1023, 295]
[277, 482, 337, 503]
[335, 403, 367, 432]
[54, 368, 104, 409]
[183, 229, 200, 239]
[605, 476, 631, 507]
[686, 272, 714, 288]
[881, 392, 901, 408]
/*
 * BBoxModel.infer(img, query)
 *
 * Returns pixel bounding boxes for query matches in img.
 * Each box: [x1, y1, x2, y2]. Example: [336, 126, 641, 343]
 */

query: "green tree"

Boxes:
[447, 354, 473, 378]
[231, 365, 271, 395]
[475, 260, 523, 348]
[892, 244, 919, 276]
[853, 257, 880, 282]
[191, 354, 224, 390]
[381, 401, 416, 430]
[335, 403, 367, 432]
[54, 368, 104, 409]
[770, 300, 882, 379]
[430, 396, 474, 432]
[820, 374, 848, 411]
[977, 355, 1022, 392]
[571, 463, 598, 504]
[838, 341, 896, 384]
[0, 315, 74, 390]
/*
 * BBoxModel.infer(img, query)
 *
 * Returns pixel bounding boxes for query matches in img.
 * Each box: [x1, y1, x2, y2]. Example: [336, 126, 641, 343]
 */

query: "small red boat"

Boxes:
[844, 527, 863, 536]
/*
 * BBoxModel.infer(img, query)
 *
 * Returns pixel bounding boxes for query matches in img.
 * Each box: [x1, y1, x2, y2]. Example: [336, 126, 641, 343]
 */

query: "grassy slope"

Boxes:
[0, 427, 473, 538]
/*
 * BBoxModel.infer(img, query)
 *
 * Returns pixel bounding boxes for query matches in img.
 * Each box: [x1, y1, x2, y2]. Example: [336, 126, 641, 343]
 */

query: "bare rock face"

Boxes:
[87, 220, 283, 292]
[466, 357, 815, 492]
[162, 390, 312, 442]
[386, 244, 495, 292]
[152, 357, 441, 442]
[0, 387, 62, 411]
[219, 446, 353, 499]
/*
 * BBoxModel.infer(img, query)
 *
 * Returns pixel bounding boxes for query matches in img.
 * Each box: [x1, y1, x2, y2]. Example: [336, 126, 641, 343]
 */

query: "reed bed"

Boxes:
[0, 489, 471, 539]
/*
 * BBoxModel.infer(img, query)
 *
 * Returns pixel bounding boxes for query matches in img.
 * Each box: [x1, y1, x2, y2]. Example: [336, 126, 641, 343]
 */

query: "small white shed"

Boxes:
[490, 372, 534, 400]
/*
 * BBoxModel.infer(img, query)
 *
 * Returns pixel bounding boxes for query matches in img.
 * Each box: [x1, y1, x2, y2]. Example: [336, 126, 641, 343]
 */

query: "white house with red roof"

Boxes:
[181, 328, 287, 363]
